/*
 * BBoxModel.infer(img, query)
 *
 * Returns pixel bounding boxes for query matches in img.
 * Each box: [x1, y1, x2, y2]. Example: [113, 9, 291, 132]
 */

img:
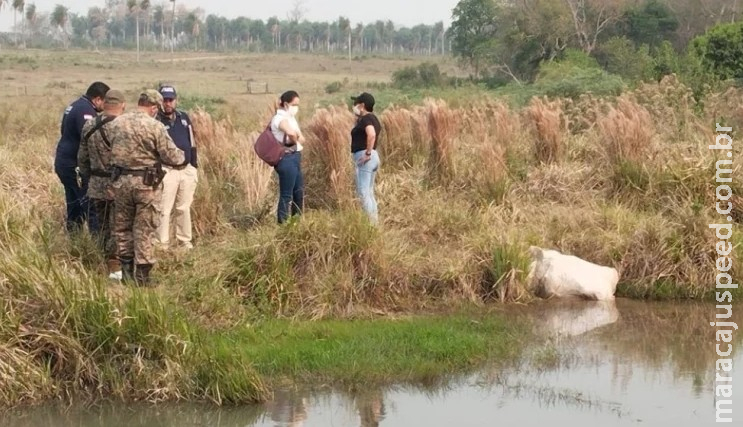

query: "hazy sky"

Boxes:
[0, 0, 460, 32]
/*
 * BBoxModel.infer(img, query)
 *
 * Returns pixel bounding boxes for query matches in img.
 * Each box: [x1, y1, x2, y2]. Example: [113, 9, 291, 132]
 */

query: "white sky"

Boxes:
[0, 0, 459, 31]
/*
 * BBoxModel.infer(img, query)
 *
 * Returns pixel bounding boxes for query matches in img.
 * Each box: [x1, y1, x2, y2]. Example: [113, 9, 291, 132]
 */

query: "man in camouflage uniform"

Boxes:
[110, 90, 185, 286]
[78, 89, 127, 281]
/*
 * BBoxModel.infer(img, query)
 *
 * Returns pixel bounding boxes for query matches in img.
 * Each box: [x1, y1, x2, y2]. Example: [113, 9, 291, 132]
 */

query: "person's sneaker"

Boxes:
[108, 270, 123, 281]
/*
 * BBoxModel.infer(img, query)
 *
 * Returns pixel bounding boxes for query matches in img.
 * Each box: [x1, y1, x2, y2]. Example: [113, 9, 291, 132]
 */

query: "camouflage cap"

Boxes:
[139, 89, 164, 109]
[104, 89, 126, 106]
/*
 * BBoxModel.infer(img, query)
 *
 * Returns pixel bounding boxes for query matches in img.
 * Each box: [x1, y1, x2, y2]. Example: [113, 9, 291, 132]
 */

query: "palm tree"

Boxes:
[338, 16, 351, 61]
[140, 0, 150, 43]
[170, 0, 176, 54]
[0, 0, 6, 50]
[24, 2, 36, 45]
[153, 4, 164, 48]
[12, 0, 24, 46]
[127, 0, 140, 61]
[184, 11, 200, 50]
[50, 4, 68, 49]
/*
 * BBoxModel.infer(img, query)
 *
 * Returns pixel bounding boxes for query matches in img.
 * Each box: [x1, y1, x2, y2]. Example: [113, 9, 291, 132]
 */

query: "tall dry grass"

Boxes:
[597, 96, 655, 165]
[303, 104, 357, 210]
[190, 108, 274, 230]
[0, 188, 270, 408]
[378, 105, 429, 169]
[628, 74, 701, 139]
[458, 100, 521, 201]
[524, 97, 565, 164]
[425, 98, 460, 186]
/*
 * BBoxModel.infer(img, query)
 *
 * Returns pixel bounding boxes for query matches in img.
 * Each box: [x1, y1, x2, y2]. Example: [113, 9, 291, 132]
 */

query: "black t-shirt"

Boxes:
[351, 113, 381, 153]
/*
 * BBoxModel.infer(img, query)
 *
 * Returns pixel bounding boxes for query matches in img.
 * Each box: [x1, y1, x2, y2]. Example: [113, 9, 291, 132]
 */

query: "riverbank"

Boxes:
[0, 229, 531, 408]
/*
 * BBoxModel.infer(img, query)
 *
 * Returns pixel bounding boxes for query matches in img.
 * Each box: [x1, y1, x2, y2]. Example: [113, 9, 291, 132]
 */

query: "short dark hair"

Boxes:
[85, 81, 110, 99]
[279, 90, 299, 107]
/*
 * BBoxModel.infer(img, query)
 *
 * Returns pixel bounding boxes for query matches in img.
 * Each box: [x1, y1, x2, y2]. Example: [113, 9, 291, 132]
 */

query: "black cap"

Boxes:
[159, 85, 177, 99]
[351, 92, 375, 112]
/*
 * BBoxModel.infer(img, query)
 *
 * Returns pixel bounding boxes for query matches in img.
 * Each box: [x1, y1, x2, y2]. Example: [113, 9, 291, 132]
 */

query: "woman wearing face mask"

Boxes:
[350, 92, 382, 225]
[270, 90, 305, 224]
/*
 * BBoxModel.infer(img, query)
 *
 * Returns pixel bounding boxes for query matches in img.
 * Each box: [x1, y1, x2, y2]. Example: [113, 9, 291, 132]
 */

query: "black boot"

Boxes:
[120, 258, 135, 284]
[135, 264, 154, 287]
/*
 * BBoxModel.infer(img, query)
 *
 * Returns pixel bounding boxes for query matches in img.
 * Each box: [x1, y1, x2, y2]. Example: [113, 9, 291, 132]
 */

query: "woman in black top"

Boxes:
[350, 92, 382, 225]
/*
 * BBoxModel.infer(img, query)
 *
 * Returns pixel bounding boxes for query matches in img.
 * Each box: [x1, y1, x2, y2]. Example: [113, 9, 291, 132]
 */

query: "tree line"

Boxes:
[0, 0, 448, 56]
[446, 0, 743, 86]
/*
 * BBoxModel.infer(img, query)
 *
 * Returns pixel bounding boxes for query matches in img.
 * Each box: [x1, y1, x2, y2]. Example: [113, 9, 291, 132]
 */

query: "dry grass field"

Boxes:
[0, 49, 459, 122]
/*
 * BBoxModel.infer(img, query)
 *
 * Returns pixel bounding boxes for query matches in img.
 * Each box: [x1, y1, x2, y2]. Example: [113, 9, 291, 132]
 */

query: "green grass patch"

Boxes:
[178, 94, 227, 115]
[210, 311, 529, 387]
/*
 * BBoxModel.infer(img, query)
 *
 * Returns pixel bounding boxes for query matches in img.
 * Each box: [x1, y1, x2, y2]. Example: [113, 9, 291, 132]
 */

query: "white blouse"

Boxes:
[270, 109, 303, 152]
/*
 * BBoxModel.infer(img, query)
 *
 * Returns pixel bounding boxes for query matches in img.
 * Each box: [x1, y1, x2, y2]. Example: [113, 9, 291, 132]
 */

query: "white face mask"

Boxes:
[287, 105, 299, 116]
[352, 105, 361, 116]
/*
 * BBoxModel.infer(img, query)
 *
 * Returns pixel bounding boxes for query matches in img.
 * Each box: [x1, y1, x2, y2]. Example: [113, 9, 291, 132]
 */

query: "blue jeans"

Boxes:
[353, 150, 380, 224]
[55, 165, 98, 233]
[274, 151, 304, 224]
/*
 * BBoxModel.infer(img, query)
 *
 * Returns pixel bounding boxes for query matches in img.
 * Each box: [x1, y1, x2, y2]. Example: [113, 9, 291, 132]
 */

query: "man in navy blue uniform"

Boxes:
[54, 81, 110, 234]
[155, 84, 199, 250]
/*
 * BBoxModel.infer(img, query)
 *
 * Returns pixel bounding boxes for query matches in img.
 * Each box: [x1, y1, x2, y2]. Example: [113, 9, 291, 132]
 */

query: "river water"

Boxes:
[2, 298, 741, 426]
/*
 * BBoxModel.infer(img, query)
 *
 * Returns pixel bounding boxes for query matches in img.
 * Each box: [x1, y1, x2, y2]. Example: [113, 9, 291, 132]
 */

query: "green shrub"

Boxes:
[392, 62, 448, 89]
[692, 21, 743, 81]
[593, 36, 654, 83]
[532, 49, 626, 99]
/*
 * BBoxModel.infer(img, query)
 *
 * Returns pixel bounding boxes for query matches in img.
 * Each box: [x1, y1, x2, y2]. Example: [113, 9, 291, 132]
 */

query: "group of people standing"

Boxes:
[270, 90, 382, 225]
[55, 82, 198, 286]
[53, 83, 381, 286]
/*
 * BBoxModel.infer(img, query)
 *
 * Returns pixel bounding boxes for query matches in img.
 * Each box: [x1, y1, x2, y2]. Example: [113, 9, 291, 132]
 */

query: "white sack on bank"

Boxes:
[527, 246, 619, 301]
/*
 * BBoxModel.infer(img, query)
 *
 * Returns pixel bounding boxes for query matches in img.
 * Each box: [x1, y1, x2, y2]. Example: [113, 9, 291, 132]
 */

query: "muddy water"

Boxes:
[2, 299, 742, 426]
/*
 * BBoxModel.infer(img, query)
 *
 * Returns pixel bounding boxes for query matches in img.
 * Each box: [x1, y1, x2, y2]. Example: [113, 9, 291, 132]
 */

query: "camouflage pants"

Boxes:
[113, 176, 161, 265]
[91, 198, 117, 261]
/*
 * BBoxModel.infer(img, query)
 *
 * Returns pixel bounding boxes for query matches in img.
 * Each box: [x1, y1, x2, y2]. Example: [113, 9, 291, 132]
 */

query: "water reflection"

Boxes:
[540, 298, 620, 337]
[2, 299, 741, 427]
[263, 386, 309, 426]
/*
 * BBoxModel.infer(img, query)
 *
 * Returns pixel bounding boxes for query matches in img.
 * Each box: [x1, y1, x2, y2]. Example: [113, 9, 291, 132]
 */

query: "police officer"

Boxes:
[109, 90, 185, 286]
[54, 81, 110, 234]
[78, 89, 127, 281]
[155, 84, 198, 250]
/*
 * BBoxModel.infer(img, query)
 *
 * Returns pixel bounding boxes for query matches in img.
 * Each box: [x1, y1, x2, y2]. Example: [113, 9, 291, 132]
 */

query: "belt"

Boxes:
[91, 169, 111, 177]
[118, 168, 148, 177]
[166, 163, 189, 170]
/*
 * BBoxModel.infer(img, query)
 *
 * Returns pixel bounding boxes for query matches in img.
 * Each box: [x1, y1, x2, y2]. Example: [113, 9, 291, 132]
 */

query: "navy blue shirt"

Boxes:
[158, 110, 197, 168]
[55, 95, 98, 168]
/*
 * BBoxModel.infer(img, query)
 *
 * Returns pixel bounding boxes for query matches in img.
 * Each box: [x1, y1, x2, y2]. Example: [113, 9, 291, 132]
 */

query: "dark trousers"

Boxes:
[91, 198, 116, 260]
[274, 151, 304, 224]
[55, 165, 98, 234]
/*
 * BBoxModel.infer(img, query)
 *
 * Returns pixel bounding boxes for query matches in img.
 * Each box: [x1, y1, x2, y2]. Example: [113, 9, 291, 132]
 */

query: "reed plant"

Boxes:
[524, 96, 566, 165]
[303, 105, 357, 210]
[425, 98, 459, 187]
